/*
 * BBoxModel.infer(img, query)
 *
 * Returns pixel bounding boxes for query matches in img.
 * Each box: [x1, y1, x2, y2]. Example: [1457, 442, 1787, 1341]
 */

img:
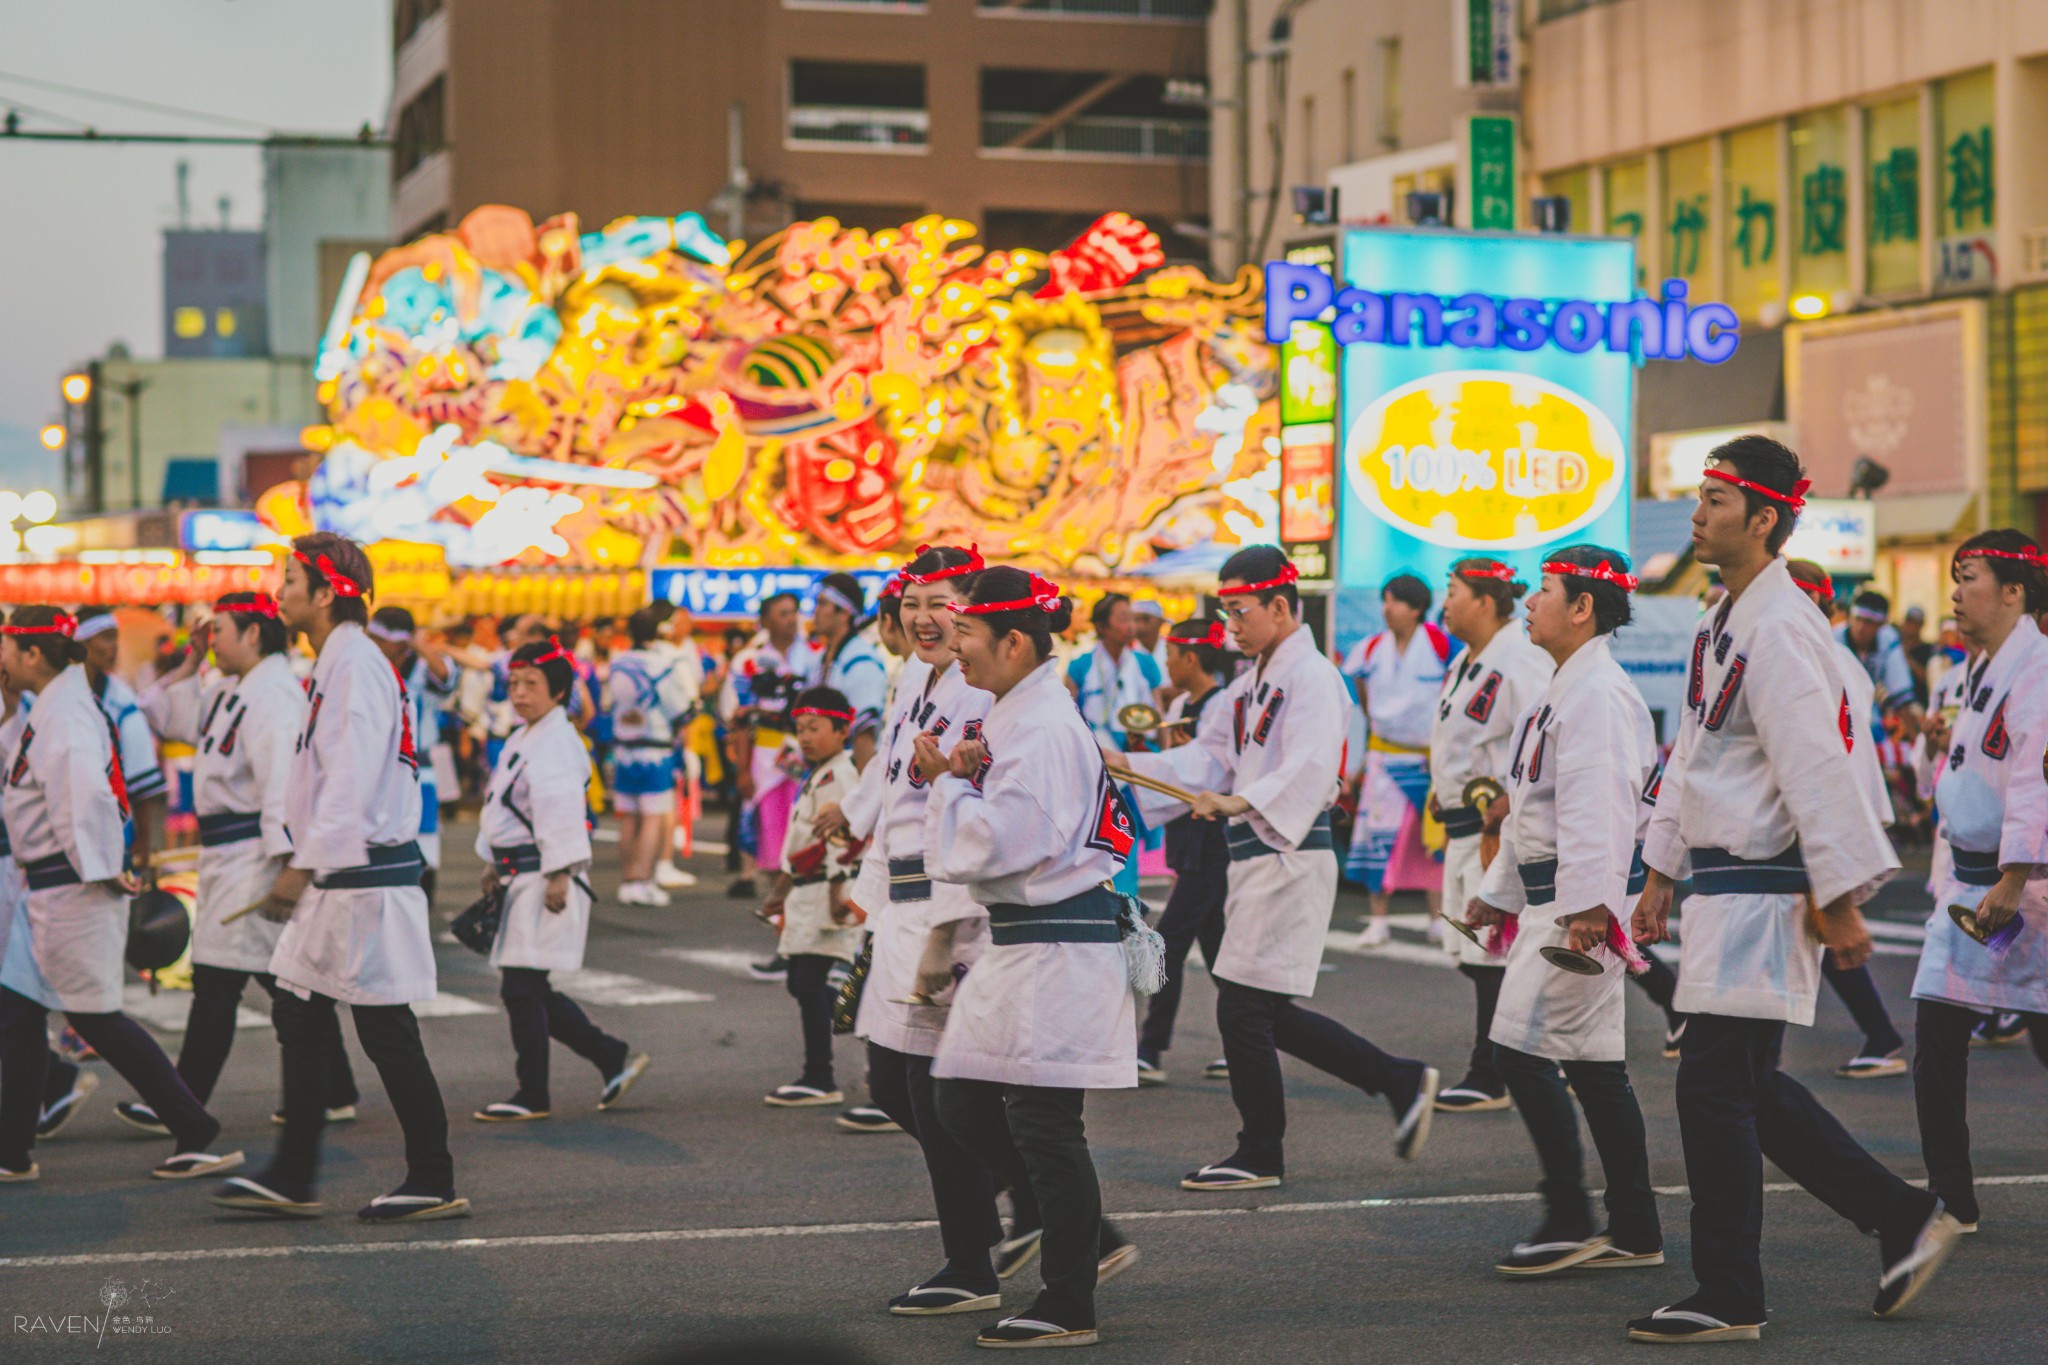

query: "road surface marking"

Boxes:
[550, 969, 714, 1007]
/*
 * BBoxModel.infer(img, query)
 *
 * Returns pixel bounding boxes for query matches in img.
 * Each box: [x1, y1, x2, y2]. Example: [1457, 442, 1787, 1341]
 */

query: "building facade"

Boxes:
[388, 0, 1212, 259]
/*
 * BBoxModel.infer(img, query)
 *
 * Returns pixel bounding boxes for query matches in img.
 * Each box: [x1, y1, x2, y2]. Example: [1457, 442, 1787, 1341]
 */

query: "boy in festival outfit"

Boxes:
[1629, 436, 1959, 1342]
[1122, 545, 1439, 1191]
[606, 605, 701, 907]
[214, 533, 468, 1222]
[1908, 531, 2048, 1232]
[1466, 547, 1663, 1275]
[1429, 558, 1553, 1111]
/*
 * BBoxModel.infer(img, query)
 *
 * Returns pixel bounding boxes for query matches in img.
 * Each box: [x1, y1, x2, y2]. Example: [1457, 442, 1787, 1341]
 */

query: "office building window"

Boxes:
[788, 61, 928, 149]
[394, 0, 443, 50]
[1341, 68, 1356, 164]
[393, 75, 446, 180]
[980, 70, 1207, 160]
[1375, 38, 1401, 150]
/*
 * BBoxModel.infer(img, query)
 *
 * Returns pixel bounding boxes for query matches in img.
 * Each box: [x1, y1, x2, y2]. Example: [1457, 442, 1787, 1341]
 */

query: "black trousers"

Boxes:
[1675, 1012, 1932, 1321]
[1821, 955, 1903, 1055]
[269, 988, 454, 1196]
[784, 954, 840, 1087]
[499, 967, 628, 1109]
[1214, 977, 1420, 1174]
[1136, 863, 1227, 1061]
[866, 1043, 1004, 1281]
[180, 963, 358, 1108]
[0, 985, 219, 1166]
[936, 1079, 1122, 1329]
[1495, 1044, 1661, 1251]
[1913, 998, 2048, 1224]
[1630, 953, 1683, 1025]
[1455, 963, 1506, 1093]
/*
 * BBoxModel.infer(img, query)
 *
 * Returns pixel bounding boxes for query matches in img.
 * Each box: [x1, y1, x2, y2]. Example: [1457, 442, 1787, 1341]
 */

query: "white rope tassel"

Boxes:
[1117, 894, 1168, 996]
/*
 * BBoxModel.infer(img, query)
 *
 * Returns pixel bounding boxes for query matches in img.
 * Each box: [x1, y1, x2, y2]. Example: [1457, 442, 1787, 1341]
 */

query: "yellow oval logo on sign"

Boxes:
[1342, 370, 1625, 550]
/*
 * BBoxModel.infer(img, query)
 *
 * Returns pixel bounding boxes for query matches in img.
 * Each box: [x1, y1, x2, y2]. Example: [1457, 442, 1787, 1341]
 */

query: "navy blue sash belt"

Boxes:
[313, 841, 425, 890]
[1689, 842, 1807, 896]
[491, 843, 542, 875]
[23, 852, 79, 890]
[1950, 846, 2001, 888]
[199, 810, 264, 847]
[1438, 805, 1484, 839]
[888, 856, 930, 903]
[987, 885, 1123, 947]
[1227, 810, 1333, 863]
[1517, 844, 1646, 906]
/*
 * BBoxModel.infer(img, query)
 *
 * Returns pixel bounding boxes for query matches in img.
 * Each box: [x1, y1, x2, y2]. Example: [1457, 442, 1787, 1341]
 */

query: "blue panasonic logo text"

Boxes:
[1264, 261, 1740, 365]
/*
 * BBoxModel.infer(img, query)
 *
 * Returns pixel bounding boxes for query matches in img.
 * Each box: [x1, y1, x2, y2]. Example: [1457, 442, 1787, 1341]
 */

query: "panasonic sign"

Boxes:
[1263, 260, 1741, 364]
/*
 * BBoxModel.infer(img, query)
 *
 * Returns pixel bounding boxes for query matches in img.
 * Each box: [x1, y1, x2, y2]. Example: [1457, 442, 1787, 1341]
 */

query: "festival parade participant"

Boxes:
[213, 534, 468, 1221]
[1630, 436, 1960, 1342]
[813, 572, 891, 742]
[368, 607, 457, 902]
[0, 606, 240, 1182]
[1427, 558, 1553, 1112]
[1908, 531, 2048, 1233]
[606, 605, 702, 907]
[116, 594, 360, 1136]
[1466, 547, 1663, 1275]
[1786, 559, 1912, 1081]
[926, 564, 1139, 1349]
[757, 685, 863, 1107]
[1123, 545, 1439, 1191]
[815, 546, 1012, 1313]
[721, 590, 818, 905]
[1344, 573, 1456, 947]
[473, 637, 649, 1124]
[73, 607, 170, 874]
[1133, 616, 1235, 1087]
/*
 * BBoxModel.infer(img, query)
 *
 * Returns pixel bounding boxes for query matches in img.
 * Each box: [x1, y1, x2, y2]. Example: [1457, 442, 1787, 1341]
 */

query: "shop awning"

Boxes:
[1873, 491, 1977, 542]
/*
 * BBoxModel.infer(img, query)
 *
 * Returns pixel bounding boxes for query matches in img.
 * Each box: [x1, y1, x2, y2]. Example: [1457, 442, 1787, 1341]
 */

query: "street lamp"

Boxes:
[38, 424, 65, 451]
[61, 373, 91, 405]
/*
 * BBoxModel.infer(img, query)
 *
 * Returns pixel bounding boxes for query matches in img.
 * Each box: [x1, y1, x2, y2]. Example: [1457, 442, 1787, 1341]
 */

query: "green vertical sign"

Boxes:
[1466, 114, 1516, 230]
[1467, 0, 1493, 85]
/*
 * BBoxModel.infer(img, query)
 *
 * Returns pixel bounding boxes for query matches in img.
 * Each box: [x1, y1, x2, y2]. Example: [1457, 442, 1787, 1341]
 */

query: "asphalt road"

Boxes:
[1, 820, 2042, 1364]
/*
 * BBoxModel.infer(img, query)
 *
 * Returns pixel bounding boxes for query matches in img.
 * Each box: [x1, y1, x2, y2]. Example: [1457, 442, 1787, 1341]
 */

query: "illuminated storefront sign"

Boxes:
[1264, 259, 1741, 364]
[1324, 229, 1640, 601]
[1278, 423, 1336, 581]
[651, 567, 896, 619]
[1783, 498, 1876, 577]
[180, 509, 283, 553]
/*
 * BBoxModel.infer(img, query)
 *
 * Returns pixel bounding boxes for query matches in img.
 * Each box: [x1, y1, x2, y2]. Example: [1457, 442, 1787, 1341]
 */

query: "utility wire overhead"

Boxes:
[0, 67, 274, 131]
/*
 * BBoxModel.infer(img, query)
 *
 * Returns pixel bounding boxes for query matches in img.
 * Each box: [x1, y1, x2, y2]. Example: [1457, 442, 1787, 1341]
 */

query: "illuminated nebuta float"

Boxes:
[272, 206, 1281, 574]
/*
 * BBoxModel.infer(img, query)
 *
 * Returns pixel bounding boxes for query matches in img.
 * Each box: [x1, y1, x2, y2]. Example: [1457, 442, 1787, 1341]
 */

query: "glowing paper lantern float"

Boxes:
[281, 206, 1279, 574]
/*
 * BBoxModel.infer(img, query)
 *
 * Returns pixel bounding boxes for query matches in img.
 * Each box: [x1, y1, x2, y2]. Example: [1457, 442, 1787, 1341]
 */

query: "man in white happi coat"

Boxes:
[213, 534, 468, 1224]
[1427, 557, 1553, 1111]
[1122, 545, 1439, 1192]
[1907, 531, 2048, 1233]
[1628, 436, 1959, 1344]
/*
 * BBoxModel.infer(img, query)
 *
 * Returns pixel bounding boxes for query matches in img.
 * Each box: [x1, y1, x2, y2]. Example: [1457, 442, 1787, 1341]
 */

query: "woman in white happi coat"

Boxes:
[1908, 533, 2048, 1231]
[1629, 442, 1954, 1343]
[214, 535, 467, 1223]
[472, 638, 646, 1124]
[924, 566, 1136, 1350]
[0, 606, 239, 1183]
[1122, 546, 1437, 1192]
[1467, 548, 1664, 1275]
[1427, 557, 1553, 1112]
[810, 545, 1011, 1318]
[115, 593, 359, 1138]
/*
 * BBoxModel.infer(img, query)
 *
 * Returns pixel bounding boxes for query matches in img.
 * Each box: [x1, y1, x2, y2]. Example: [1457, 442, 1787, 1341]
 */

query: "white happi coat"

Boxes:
[1, 667, 131, 1013]
[0, 705, 23, 973]
[852, 656, 993, 1057]
[1644, 560, 1900, 1025]
[478, 706, 595, 971]
[1912, 616, 2048, 1013]
[779, 750, 864, 962]
[1830, 639, 1894, 826]
[925, 659, 1137, 1089]
[141, 655, 305, 972]
[1126, 624, 1349, 998]
[1432, 626, 1554, 967]
[269, 622, 436, 1006]
[1479, 639, 1656, 1061]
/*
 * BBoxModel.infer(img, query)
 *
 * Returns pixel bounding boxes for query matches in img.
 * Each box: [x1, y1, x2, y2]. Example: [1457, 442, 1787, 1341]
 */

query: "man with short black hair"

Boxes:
[1836, 590, 1922, 740]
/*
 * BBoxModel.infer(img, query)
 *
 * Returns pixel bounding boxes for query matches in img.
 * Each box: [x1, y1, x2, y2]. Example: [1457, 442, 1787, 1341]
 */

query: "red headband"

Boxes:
[948, 572, 1064, 615]
[1169, 620, 1230, 650]
[1956, 544, 2048, 568]
[215, 596, 280, 620]
[2, 612, 76, 638]
[1790, 568, 1834, 601]
[293, 550, 365, 598]
[520, 635, 575, 669]
[1221, 561, 1300, 596]
[902, 544, 986, 585]
[879, 577, 904, 600]
[1701, 466, 1811, 514]
[793, 706, 855, 722]
[1543, 559, 1640, 592]
[1455, 559, 1521, 583]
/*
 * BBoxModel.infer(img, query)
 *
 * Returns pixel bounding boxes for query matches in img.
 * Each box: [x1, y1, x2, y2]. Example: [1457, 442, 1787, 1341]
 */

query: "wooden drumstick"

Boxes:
[1104, 763, 1200, 806]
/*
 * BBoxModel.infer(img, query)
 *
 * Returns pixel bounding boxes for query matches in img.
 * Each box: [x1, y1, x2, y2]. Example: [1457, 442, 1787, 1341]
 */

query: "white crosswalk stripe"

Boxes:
[654, 946, 782, 979]
[550, 968, 713, 1006]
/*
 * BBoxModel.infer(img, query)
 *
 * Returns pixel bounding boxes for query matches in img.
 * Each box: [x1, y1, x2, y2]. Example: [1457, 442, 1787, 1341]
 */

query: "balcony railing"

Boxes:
[981, 113, 1208, 160]
[787, 105, 930, 150]
[980, 0, 1210, 18]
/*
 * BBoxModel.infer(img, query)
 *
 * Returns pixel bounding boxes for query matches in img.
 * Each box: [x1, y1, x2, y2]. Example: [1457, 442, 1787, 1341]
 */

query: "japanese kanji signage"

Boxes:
[1458, 113, 1517, 231]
